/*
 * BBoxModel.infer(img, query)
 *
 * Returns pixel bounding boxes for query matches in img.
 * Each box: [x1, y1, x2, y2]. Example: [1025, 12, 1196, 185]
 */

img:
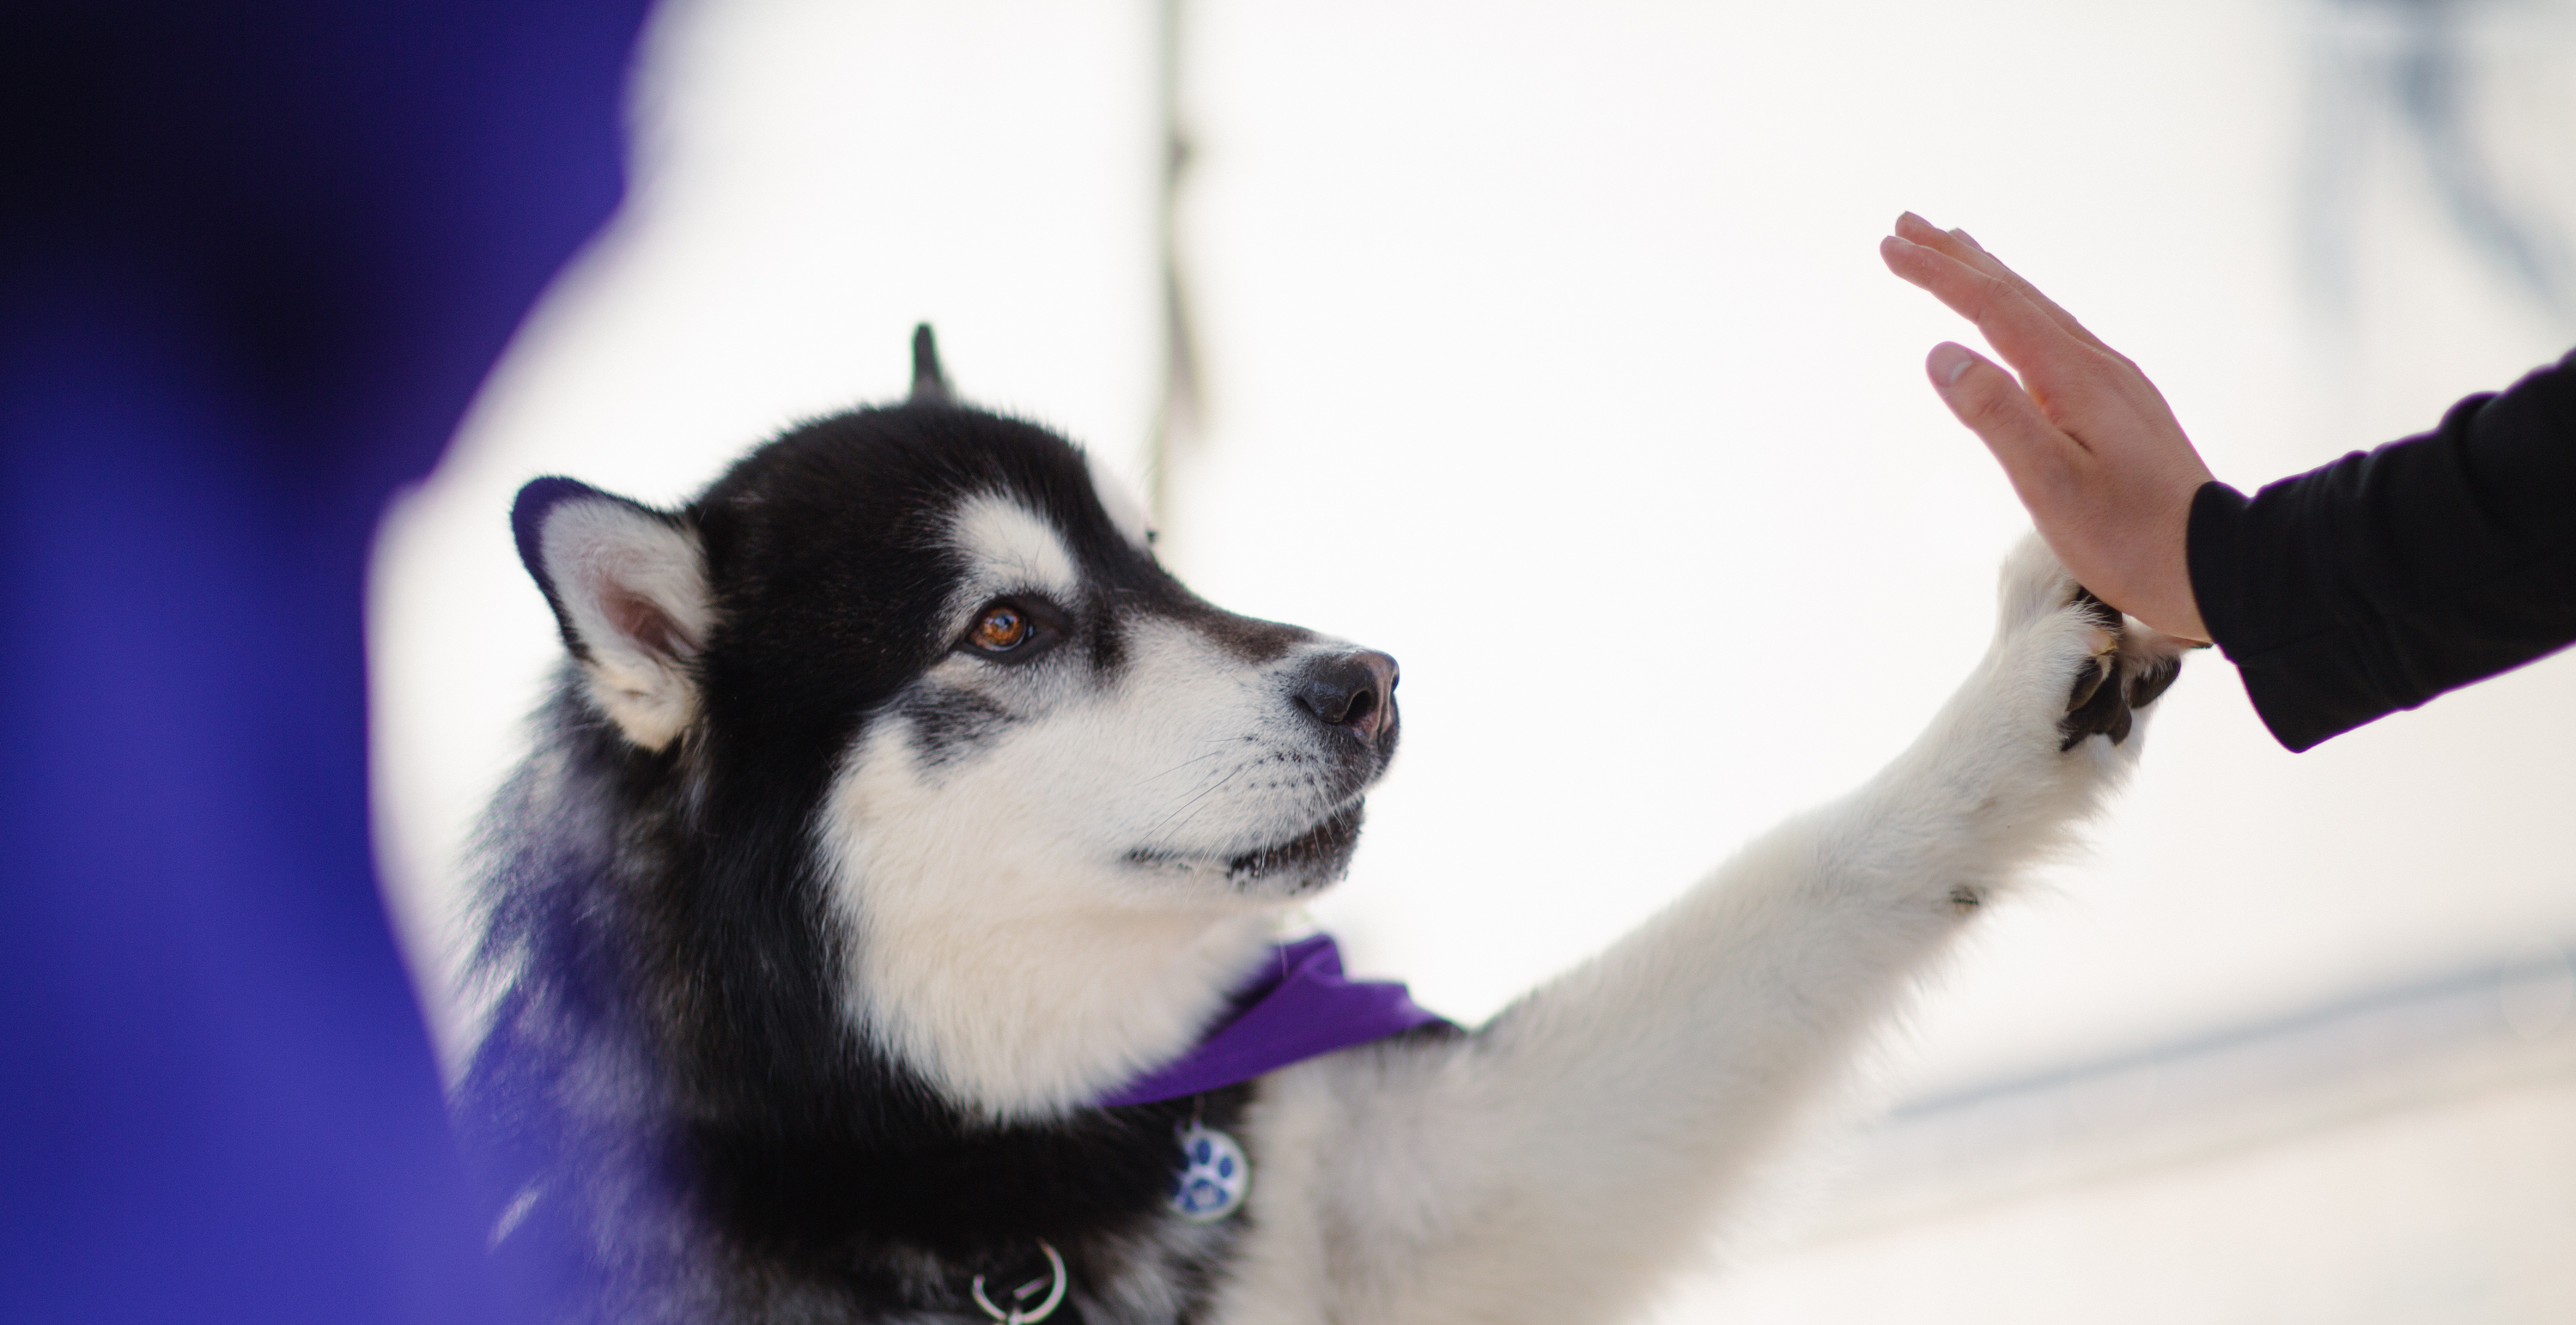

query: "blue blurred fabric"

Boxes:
[1, 2, 652, 1318]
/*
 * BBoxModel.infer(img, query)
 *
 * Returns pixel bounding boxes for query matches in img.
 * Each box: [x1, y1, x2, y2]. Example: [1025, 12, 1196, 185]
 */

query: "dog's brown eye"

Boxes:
[969, 605, 1030, 652]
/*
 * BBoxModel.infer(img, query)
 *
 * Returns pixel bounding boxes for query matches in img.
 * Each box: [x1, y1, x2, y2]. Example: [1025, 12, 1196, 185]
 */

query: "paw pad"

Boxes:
[2057, 587, 2184, 751]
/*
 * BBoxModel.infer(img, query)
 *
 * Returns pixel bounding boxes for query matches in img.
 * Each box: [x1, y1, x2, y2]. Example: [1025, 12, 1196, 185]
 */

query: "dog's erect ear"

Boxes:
[908, 323, 951, 404]
[512, 477, 714, 751]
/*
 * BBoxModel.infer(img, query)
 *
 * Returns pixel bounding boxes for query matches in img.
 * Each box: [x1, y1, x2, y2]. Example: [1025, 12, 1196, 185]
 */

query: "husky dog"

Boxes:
[459, 329, 2183, 1324]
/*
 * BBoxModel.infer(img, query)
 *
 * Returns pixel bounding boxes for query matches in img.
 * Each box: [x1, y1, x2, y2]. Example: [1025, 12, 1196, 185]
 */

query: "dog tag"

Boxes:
[1170, 1123, 1249, 1223]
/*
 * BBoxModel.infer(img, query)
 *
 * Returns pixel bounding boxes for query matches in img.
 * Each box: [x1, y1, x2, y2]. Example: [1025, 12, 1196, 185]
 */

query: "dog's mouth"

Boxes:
[1126, 802, 1366, 893]
[1222, 803, 1364, 886]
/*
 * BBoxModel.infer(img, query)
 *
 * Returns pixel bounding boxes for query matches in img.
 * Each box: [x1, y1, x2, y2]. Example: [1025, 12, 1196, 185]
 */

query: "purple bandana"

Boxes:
[1097, 933, 1450, 1108]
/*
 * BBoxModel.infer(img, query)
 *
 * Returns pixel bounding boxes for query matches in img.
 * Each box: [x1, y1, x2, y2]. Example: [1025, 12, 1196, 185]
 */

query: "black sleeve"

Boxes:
[2186, 349, 2576, 751]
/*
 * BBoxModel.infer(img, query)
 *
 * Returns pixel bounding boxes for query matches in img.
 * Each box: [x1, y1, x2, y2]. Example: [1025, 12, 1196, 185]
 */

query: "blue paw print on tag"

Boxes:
[1170, 1124, 1248, 1223]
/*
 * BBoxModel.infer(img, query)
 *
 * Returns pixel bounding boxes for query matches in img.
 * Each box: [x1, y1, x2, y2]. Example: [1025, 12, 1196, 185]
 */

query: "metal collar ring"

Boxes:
[969, 1240, 1067, 1325]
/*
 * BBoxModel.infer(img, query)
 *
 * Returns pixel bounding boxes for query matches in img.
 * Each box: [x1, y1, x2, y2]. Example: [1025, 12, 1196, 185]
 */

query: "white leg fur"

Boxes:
[1211, 537, 2182, 1325]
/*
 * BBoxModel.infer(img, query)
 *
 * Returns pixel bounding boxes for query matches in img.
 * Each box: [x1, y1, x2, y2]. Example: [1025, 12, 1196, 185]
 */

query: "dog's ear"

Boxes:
[908, 323, 951, 404]
[512, 477, 714, 751]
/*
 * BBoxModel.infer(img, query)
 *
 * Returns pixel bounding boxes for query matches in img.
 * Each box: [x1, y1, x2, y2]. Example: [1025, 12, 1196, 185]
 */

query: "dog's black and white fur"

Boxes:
[458, 329, 2183, 1324]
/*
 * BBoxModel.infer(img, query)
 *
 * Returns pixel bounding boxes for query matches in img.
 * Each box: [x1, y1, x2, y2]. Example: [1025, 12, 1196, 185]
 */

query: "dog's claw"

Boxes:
[2067, 655, 2110, 711]
[2127, 655, 2182, 709]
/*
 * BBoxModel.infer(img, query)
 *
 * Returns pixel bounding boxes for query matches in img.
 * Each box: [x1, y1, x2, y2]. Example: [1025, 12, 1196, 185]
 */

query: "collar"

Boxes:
[1096, 933, 1449, 1108]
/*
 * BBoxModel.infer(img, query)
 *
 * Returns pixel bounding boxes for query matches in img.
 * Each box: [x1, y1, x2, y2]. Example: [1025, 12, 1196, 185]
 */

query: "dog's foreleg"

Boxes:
[1215, 540, 2184, 1325]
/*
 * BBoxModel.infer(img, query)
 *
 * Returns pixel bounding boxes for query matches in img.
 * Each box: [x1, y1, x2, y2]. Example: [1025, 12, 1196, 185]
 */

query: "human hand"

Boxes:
[1879, 212, 2215, 642]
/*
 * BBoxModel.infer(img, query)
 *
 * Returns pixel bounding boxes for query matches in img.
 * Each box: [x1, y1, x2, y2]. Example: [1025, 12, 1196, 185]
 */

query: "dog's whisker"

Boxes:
[1131, 743, 1242, 788]
[1137, 760, 1257, 844]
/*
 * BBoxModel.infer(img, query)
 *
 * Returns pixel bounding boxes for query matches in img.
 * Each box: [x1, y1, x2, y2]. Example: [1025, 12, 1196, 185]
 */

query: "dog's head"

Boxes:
[510, 330, 1397, 1113]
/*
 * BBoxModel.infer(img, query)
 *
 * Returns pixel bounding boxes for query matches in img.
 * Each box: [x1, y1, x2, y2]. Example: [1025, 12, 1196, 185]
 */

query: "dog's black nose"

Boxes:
[1291, 649, 1399, 745]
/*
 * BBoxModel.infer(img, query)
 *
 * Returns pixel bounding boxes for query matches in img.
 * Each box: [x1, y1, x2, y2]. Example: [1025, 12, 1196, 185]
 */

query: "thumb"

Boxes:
[1925, 342, 2079, 498]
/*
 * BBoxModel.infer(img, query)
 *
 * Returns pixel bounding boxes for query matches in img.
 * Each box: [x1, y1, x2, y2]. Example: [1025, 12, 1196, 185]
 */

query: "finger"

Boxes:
[1882, 236, 2099, 404]
[1947, 231, 2128, 366]
[1925, 342, 2093, 494]
[1893, 213, 2119, 360]
[1895, 214, 2093, 343]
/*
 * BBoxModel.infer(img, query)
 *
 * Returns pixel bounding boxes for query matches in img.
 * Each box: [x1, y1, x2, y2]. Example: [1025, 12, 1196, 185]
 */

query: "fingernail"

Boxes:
[1897, 210, 1931, 233]
[1952, 227, 1983, 251]
[1928, 342, 1977, 386]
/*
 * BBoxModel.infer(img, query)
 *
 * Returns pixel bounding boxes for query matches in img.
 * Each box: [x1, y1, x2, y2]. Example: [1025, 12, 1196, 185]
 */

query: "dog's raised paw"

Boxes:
[2055, 587, 2184, 751]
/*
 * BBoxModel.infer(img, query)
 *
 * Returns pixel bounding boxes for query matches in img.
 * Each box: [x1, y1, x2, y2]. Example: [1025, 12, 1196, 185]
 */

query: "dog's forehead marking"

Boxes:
[949, 492, 1080, 598]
